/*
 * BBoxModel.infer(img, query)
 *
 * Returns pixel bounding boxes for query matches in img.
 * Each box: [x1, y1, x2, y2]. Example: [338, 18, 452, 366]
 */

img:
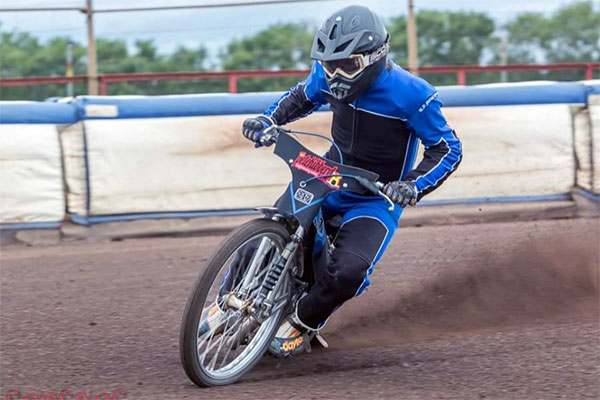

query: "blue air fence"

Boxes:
[0, 81, 598, 229]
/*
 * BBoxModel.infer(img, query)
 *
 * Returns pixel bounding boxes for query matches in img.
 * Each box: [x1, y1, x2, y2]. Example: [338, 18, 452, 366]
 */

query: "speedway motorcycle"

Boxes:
[179, 126, 395, 387]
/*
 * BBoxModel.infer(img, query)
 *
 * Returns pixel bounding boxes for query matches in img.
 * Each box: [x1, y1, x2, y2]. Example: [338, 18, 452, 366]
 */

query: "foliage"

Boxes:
[0, 29, 220, 99]
[221, 23, 314, 92]
[387, 10, 497, 85]
[507, 1, 599, 63]
[0, 1, 598, 99]
[503, 1, 600, 81]
[388, 11, 497, 66]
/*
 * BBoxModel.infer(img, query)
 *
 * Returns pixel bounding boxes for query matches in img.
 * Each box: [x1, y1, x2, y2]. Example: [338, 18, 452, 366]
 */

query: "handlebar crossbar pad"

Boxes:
[272, 131, 380, 230]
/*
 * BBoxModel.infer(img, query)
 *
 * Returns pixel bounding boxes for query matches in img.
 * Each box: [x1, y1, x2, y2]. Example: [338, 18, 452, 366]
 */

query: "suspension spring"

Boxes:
[259, 256, 286, 297]
[253, 226, 304, 319]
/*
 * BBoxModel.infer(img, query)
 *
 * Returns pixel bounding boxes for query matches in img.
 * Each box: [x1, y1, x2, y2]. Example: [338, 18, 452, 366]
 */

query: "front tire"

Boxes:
[179, 218, 291, 387]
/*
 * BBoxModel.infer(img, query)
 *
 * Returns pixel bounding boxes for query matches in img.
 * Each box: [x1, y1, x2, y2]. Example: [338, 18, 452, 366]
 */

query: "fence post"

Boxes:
[457, 69, 466, 86]
[228, 74, 238, 93]
[99, 78, 107, 95]
[585, 63, 593, 81]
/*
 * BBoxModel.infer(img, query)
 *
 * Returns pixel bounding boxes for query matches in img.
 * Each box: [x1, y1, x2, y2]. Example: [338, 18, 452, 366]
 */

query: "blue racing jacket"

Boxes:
[263, 60, 462, 200]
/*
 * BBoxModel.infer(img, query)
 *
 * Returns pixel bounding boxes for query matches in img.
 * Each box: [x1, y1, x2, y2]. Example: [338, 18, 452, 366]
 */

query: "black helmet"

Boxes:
[310, 5, 389, 103]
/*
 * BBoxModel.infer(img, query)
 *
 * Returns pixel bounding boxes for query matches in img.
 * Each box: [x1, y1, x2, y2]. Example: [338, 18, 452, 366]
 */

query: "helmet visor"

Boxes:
[321, 55, 366, 79]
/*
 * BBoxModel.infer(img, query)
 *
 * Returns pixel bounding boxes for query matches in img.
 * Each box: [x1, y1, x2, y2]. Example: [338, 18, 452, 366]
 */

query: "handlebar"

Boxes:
[259, 125, 280, 147]
[260, 126, 396, 211]
[355, 177, 394, 211]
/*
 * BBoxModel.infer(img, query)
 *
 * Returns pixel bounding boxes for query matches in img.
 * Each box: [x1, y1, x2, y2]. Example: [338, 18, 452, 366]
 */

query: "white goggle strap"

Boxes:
[365, 42, 389, 66]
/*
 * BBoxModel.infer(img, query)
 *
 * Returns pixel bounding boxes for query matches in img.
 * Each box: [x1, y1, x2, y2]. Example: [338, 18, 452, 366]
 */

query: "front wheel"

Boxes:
[179, 218, 292, 387]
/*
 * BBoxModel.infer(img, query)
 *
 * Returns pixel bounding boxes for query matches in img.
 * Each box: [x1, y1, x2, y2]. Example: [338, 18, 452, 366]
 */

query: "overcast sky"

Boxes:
[0, 0, 586, 59]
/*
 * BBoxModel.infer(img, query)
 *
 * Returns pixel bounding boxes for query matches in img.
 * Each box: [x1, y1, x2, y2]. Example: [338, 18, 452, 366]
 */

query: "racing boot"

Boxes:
[268, 313, 310, 357]
[198, 303, 226, 337]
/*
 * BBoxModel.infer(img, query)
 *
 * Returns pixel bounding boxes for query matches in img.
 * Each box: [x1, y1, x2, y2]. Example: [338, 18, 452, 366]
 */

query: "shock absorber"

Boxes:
[253, 226, 304, 319]
[258, 237, 297, 298]
[259, 254, 287, 297]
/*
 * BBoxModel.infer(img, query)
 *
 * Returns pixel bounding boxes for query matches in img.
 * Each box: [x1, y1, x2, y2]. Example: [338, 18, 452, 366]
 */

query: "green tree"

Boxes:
[0, 31, 222, 98]
[548, 1, 600, 63]
[170, 46, 208, 71]
[505, 13, 550, 63]
[102, 40, 224, 95]
[221, 23, 315, 92]
[507, 1, 599, 63]
[1, 29, 87, 99]
[387, 10, 497, 85]
[504, 1, 599, 81]
[96, 38, 129, 73]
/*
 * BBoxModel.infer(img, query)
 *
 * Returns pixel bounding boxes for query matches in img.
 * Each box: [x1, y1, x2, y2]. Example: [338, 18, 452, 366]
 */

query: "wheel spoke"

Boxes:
[219, 323, 241, 369]
[201, 313, 244, 369]
[197, 313, 219, 360]
[206, 311, 236, 371]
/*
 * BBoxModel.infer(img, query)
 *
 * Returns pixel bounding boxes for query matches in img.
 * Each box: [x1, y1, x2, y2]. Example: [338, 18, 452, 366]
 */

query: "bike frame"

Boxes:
[252, 129, 385, 320]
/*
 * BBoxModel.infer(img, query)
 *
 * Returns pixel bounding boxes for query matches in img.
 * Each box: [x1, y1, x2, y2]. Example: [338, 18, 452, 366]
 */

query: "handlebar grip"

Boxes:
[259, 135, 272, 146]
[259, 126, 281, 146]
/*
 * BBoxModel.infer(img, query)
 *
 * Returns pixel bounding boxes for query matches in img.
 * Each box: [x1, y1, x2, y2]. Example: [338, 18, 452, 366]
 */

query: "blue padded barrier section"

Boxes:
[0, 81, 593, 124]
[438, 82, 588, 107]
[71, 81, 591, 120]
[72, 93, 288, 120]
[582, 81, 600, 95]
[0, 101, 78, 124]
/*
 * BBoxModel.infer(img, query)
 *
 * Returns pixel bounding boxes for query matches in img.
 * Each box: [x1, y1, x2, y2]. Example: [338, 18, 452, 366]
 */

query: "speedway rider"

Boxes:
[242, 5, 462, 355]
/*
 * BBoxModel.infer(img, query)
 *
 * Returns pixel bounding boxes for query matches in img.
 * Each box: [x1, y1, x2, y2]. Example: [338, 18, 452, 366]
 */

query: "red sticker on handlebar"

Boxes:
[291, 151, 343, 190]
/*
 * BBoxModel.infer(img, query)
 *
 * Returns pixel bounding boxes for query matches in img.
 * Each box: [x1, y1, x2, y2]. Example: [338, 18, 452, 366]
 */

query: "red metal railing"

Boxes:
[1, 63, 597, 95]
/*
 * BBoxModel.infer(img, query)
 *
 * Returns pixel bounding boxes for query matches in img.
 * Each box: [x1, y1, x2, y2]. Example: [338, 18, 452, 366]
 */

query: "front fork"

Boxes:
[251, 225, 305, 322]
[218, 224, 305, 346]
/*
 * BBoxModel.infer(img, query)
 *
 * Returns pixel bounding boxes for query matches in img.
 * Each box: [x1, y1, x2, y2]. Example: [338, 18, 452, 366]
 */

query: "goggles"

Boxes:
[320, 42, 389, 79]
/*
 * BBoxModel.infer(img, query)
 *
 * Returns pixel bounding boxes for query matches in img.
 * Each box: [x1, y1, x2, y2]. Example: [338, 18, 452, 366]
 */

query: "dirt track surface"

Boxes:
[1, 217, 599, 399]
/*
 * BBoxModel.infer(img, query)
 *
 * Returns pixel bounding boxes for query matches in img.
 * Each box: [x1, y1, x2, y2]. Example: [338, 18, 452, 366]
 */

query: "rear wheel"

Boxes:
[179, 218, 292, 387]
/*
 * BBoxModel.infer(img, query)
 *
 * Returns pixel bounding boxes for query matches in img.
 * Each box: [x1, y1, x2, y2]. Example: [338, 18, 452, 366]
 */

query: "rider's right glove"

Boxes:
[242, 116, 273, 147]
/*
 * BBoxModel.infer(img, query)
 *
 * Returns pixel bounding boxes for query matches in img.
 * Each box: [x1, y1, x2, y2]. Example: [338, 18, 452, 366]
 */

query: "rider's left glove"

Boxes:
[242, 115, 273, 147]
[383, 180, 418, 207]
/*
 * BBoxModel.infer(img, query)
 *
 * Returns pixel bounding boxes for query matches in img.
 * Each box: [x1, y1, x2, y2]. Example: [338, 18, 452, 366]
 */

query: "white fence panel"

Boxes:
[79, 103, 574, 215]
[0, 124, 65, 224]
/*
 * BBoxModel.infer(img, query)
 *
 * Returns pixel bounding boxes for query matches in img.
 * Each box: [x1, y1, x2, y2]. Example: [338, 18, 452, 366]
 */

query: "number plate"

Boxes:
[294, 188, 314, 204]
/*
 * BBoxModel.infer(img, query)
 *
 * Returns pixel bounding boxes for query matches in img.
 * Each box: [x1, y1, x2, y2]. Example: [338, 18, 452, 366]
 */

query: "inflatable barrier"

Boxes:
[0, 102, 77, 228]
[575, 82, 600, 194]
[1, 81, 598, 227]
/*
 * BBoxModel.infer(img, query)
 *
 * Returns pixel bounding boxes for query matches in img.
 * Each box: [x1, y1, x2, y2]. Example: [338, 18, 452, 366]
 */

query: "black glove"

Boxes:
[242, 116, 273, 147]
[383, 180, 418, 207]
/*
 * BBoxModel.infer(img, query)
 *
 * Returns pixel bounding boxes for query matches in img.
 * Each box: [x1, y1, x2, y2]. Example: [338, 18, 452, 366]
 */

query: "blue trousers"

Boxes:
[296, 191, 403, 330]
